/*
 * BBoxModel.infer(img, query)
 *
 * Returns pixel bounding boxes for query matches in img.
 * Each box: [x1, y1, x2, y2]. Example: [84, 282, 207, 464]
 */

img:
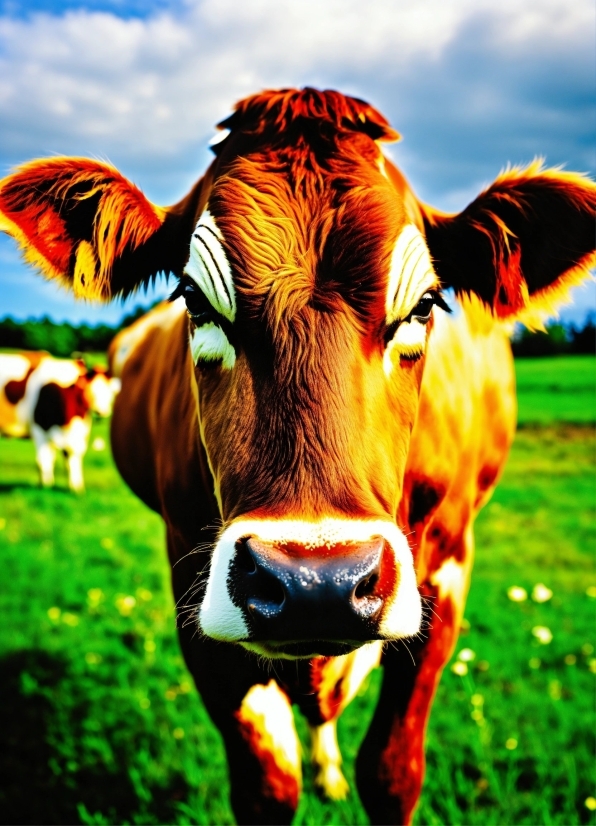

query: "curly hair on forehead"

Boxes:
[210, 148, 400, 341]
[214, 87, 400, 149]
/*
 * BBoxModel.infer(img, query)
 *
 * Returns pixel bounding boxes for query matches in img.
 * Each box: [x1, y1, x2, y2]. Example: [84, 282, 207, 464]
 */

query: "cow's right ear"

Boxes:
[0, 157, 204, 300]
[420, 163, 596, 325]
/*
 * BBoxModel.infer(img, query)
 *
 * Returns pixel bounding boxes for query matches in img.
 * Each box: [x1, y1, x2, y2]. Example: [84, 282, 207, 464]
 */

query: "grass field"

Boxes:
[0, 355, 594, 825]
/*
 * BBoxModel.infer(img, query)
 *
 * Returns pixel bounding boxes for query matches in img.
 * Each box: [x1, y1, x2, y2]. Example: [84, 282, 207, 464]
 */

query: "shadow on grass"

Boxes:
[0, 482, 43, 493]
[0, 483, 79, 495]
[0, 649, 189, 825]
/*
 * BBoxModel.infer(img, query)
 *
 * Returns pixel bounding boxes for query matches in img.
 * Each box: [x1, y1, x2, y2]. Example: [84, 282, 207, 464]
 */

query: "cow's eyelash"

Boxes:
[168, 279, 185, 303]
[384, 290, 450, 346]
[403, 289, 451, 322]
[170, 277, 222, 324]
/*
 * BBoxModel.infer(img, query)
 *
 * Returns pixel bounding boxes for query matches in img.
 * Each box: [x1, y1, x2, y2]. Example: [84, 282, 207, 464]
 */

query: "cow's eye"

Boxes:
[171, 277, 218, 324]
[383, 291, 450, 351]
[409, 293, 435, 323]
[182, 279, 217, 323]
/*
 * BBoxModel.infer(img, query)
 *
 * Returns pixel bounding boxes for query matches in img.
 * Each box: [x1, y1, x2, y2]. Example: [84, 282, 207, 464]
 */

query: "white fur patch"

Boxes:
[208, 128, 231, 148]
[309, 720, 348, 800]
[342, 639, 383, 703]
[0, 354, 35, 436]
[238, 680, 301, 778]
[190, 323, 236, 370]
[185, 210, 236, 323]
[0, 354, 30, 386]
[3, 357, 82, 435]
[198, 518, 422, 643]
[386, 225, 437, 324]
[87, 374, 120, 417]
[430, 557, 467, 605]
[383, 317, 428, 374]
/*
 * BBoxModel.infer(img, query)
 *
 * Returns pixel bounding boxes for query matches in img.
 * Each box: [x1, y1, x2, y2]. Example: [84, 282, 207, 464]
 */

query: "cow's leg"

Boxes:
[229, 678, 302, 824]
[303, 641, 382, 801]
[34, 437, 56, 487]
[63, 417, 89, 493]
[309, 719, 349, 800]
[356, 533, 473, 825]
[184, 639, 302, 825]
[66, 451, 85, 493]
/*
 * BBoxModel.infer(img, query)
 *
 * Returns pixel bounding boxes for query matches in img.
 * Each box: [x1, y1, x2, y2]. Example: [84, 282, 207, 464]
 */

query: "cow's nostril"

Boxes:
[234, 538, 286, 618]
[234, 538, 257, 574]
[354, 572, 379, 599]
[250, 570, 286, 610]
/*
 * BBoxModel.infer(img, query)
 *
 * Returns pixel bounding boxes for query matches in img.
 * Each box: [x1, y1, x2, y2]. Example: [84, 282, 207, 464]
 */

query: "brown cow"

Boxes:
[0, 353, 119, 491]
[0, 88, 594, 824]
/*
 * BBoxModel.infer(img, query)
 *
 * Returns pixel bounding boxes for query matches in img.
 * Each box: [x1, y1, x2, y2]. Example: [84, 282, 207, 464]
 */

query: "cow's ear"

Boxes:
[421, 162, 596, 324]
[0, 157, 203, 300]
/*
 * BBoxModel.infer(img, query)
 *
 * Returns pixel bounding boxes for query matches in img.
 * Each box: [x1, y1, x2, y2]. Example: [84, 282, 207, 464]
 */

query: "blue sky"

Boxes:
[0, 0, 594, 325]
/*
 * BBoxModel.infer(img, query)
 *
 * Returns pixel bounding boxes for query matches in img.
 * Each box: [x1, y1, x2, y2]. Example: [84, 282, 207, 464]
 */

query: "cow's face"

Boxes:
[2, 88, 593, 657]
[177, 129, 444, 656]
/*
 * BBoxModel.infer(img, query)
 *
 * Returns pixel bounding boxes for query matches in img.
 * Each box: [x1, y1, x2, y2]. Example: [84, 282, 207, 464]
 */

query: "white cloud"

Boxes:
[0, 0, 594, 320]
[0, 0, 592, 184]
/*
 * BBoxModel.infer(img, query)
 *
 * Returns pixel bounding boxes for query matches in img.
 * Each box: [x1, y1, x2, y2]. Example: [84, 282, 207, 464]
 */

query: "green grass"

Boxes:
[0, 355, 594, 825]
[516, 355, 595, 425]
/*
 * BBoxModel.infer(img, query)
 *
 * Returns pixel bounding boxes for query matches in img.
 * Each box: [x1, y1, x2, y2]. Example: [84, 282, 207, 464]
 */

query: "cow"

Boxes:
[0, 352, 119, 492]
[0, 88, 594, 824]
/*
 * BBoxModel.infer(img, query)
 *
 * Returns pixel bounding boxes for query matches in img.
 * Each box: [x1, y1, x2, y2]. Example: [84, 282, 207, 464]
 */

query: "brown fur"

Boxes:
[0, 87, 594, 825]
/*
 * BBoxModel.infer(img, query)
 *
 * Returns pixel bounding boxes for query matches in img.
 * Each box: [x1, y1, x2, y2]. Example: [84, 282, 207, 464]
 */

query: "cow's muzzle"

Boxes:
[228, 536, 391, 647]
[198, 518, 422, 654]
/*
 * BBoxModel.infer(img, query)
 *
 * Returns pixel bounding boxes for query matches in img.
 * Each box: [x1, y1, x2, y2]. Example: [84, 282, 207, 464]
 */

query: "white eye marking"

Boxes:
[383, 318, 428, 375]
[386, 225, 437, 324]
[184, 210, 236, 323]
[190, 323, 236, 370]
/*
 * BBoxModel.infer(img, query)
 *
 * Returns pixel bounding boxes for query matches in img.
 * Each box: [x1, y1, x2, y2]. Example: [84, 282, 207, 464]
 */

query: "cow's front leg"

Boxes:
[33, 433, 56, 487]
[226, 678, 302, 824]
[66, 450, 85, 493]
[356, 554, 470, 825]
[309, 719, 349, 800]
[182, 636, 302, 825]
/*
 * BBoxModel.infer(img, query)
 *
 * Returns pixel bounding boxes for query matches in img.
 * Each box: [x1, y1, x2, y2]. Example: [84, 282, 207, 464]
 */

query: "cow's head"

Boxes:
[1, 88, 594, 658]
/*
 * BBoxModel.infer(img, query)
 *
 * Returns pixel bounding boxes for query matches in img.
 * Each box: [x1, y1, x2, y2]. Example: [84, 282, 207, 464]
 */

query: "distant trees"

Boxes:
[511, 316, 595, 357]
[0, 304, 154, 357]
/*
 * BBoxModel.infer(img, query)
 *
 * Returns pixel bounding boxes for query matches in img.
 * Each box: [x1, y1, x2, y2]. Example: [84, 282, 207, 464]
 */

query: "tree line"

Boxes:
[0, 305, 153, 358]
[511, 317, 595, 357]
[0, 307, 593, 358]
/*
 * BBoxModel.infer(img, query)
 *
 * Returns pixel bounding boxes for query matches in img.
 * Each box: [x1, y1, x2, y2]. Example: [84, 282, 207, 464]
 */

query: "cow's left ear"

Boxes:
[0, 157, 203, 300]
[421, 162, 596, 323]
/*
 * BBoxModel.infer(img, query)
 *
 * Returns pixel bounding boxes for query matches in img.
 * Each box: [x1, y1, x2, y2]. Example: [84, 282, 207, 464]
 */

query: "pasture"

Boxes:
[0, 354, 594, 825]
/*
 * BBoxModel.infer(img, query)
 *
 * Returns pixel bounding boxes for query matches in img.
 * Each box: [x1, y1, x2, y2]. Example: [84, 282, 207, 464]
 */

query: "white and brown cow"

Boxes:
[0, 88, 594, 824]
[0, 352, 119, 492]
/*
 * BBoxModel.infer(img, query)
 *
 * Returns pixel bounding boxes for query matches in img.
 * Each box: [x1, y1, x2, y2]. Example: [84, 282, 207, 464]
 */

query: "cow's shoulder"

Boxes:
[108, 299, 185, 378]
[403, 299, 516, 577]
[111, 300, 218, 536]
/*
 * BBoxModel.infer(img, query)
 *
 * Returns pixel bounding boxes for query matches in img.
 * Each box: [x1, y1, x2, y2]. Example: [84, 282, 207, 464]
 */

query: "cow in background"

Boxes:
[0, 352, 119, 492]
[0, 88, 594, 824]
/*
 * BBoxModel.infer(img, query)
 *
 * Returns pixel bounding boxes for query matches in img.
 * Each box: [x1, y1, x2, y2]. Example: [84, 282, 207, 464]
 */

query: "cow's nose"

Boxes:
[229, 536, 391, 644]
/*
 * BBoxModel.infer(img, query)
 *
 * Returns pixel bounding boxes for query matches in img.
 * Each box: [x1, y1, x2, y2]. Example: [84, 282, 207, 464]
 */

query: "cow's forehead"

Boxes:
[205, 145, 407, 325]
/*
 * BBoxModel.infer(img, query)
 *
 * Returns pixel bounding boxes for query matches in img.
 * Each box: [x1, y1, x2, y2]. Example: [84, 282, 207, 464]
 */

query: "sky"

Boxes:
[0, 0, 594, 326]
